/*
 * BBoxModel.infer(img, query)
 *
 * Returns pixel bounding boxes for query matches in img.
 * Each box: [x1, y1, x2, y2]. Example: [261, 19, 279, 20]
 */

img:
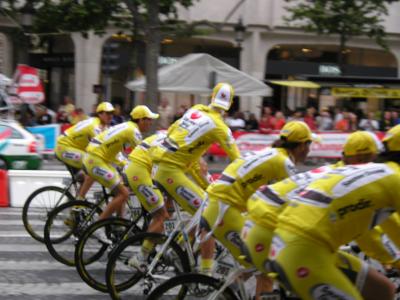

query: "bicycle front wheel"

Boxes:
[75, 217, 132, 292]
[105, 232, 191, 300]
[44, 200, 102, 266]
[22, 185, 74, 243]
[147, 273, 239, 300]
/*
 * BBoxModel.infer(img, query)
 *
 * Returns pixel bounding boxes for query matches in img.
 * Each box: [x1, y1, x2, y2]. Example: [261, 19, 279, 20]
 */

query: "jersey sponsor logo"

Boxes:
[92, 166, 114, 180]
[337, 198, 372, 219]
[132, 176, 138, 181]
[175, 186, 202, 208]
[138, 185, 159, 204]
[190, 111, 202, 119]
[241, 173, 263, 188]
[237, 149, 275, 177]
[225, 231, 244, 250]
[167, 178, 174, 184]
[296, 267, 309, 278]
[105, 123, 129, 140]
[255, 243, 264, 252]
[269, 235, 286, 260]
[311, 284, 353, 300]
[62, 151, 81, 161]
[188, 140, 206, 154]
[332, 164, 394, 198]
[105, 139, 120, 148]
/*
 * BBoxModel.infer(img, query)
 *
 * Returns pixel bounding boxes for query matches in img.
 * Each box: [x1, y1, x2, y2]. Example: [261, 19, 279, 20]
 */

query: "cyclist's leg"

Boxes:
[335, 250, 395, 300]
[83, 153, 128, 220]
[201, 198, 252, 269]
[55, 143, 94, 199]
[270, 229, 363, 300]
[241, 217, 275, 298]
[153, 162, 206, 215]
[125, 160, 167, 234]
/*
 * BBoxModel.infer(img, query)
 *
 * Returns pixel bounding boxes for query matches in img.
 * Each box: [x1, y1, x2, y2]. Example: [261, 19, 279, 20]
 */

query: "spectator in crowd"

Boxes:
[58, 95, 75, 122]
[273, 111, 286, 129]
[227, 111, 246, 131]
[259, 106, 275, 133]
[89, 104, 98, 117]
[157, 98, 173, 129]
[392, 111, 400, 125]
[172, 104, 188, 123]
[359, 112, 379, 131]
[303, 107, 317, 130]
[316, 107, 333, 130]
[335, 111, 358, 132]
[57, 111, 70, 124]
[245, 113, 259, 131]
[380, 110, 393, 131]
[288, 110, 303, 122]
[70, 108, 87, 125]
[36, 105, 53, 125]
[24, 109, 37, 127]
[333, 107, 344, 124]
[111, 104, 125, 125]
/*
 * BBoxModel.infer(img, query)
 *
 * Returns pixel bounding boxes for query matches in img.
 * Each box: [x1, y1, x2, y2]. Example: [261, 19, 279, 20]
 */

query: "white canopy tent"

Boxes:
[126, 53, 271, 97]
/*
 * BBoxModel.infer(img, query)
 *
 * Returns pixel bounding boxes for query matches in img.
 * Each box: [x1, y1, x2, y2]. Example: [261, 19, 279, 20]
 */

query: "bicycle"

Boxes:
[22, 163, 82, 243]
[43, 184, 112, 266]
[104, 199, 206, 299]
[74, 195, 151, 292]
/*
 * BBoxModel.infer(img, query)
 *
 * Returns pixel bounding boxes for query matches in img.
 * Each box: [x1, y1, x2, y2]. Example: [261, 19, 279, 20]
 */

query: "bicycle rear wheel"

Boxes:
[44, 200, 102, 266]
[105, 232, 191, 300]
[75, 217, 132, 292]
[22, 186, 74, 243]
[147, 273, 239, 300]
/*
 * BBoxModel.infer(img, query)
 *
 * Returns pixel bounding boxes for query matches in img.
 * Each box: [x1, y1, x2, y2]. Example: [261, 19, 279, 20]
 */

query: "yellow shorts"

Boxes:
[125, 160, 164, 214]
[241, 218, 274, 272]
[269, 228, 365, 300]
[201, 197, 252, 268]
[83, 153, 121, 190]
[152, 162, 206, 215]
[55, 143, 85, 170]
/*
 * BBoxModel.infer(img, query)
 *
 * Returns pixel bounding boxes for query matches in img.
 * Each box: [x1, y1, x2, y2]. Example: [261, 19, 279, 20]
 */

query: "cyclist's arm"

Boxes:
[215, 126, 240, 161]
[187, 157, 211, 190]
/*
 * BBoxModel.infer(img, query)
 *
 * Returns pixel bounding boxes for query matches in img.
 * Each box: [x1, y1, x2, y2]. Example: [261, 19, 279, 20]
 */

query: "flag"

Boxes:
[9, 64, 45, 104]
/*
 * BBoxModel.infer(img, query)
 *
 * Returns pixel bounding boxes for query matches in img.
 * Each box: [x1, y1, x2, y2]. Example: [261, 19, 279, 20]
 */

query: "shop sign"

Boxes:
[332, 87, 400, 98]
[319, 65, 341, 76]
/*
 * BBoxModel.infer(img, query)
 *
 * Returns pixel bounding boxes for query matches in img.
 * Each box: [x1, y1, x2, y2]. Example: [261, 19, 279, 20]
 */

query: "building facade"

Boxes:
[1, 0, 400, 116]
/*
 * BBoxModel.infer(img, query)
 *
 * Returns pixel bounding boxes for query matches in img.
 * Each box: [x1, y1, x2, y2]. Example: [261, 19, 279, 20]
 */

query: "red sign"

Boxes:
[9, 65, 45, 104]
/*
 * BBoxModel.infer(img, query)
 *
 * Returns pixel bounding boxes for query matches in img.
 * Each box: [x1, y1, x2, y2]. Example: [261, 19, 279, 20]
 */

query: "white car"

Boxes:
[0, 119, 42, 170]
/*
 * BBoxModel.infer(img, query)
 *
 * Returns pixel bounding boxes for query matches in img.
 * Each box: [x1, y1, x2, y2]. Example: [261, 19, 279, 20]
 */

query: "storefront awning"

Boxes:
[268, 80, 320, 88]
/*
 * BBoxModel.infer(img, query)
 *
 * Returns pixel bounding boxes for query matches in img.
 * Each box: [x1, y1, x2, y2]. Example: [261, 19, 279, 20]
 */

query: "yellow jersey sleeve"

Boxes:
[87, 121, 142, 164]
[57, 117, 101, 150]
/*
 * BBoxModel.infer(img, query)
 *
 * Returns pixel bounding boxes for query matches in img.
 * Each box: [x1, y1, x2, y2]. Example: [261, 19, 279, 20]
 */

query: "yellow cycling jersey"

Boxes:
[277, 162, 400, 251]
[128, 132, 166, 171]
[57, 117, 102, 150]
[86, 121, 142, 165]
[247, 161, 344, 228]
[207, 147, 296, 211]
[151, 104, 240, 168]
[380, 212, 400, 251]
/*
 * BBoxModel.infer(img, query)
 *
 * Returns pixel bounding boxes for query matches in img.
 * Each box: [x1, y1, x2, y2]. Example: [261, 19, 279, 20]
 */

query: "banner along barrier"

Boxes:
[208, 131, 385, 159]
[26, 124, 60, 154]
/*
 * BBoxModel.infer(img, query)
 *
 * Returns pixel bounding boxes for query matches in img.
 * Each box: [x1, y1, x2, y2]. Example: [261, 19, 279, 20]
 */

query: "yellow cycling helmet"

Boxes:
[96, 102, 115, 113]
[383, 124, 400, 152]
[130, 105, 159, 119]
[280, 121, 313, 143]
[210, 83, 234, 111]
[343, 131, 378, 156]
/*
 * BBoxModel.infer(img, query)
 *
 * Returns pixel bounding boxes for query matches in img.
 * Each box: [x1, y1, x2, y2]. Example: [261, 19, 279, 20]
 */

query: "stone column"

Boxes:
[239, 29, 275, 117]
[71, 32, 109, 114]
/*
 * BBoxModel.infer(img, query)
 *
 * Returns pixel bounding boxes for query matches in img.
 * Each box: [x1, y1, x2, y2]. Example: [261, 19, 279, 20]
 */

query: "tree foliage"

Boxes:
[284, 0, 396, 51]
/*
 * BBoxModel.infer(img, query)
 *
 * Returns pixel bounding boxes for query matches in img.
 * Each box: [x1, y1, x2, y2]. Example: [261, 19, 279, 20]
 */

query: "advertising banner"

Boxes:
[8, 65, 45, 104]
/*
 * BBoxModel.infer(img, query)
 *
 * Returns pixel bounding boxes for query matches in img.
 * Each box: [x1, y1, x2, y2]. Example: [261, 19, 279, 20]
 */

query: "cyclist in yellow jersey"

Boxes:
[83, 105, 158, 222]
[268, 126, 400, 300]
[243, 131, 396, 299]
[124, 132, 214, 269]
[151, 84, 239, 207]
[55, 102, 114, 200]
